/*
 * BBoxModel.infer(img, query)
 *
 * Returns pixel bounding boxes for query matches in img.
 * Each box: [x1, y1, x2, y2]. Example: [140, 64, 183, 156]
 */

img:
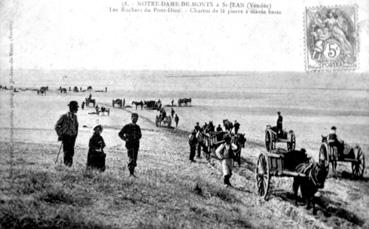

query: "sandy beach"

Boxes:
[1, 77, 369, 228]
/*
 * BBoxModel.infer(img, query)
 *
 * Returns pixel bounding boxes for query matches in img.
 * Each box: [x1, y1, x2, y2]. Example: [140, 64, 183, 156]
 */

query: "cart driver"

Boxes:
[276, 111, 283, 137]
[328, 126, 343, 154]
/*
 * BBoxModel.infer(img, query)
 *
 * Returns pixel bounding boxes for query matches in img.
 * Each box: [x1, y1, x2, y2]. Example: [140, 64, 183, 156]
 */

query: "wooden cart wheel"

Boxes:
[265, 131, 272, 152]
[256, 153, 270, 200]
[352, 147, 365, 178]
[319, 144, 329, 171]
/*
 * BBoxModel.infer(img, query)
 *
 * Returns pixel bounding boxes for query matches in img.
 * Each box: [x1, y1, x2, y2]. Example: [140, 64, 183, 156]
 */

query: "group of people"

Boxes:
[188, 120, 242, 187]
[158, 107, 180, 127]
[55, 100, 142, 176]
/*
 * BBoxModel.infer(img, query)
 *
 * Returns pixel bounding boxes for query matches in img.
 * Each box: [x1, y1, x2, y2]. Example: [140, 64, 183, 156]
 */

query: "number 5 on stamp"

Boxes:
[305, 6, 358, 71]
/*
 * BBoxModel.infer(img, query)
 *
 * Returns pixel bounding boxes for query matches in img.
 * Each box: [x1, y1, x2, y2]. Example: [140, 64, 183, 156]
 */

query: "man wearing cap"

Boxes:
[328, 126, 343, 159]
[216, 134, 238, 187]
[233, 120, 240, 134]
[119, 113, 142, 177]
[55, 101, 79, 167]
[276, 112, 283, 137]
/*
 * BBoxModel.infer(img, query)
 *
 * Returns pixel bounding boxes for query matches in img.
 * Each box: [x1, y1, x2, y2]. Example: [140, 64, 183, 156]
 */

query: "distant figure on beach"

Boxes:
[216, 134, 238, 187]
[105, 87, 107, 92]
[55, 101, 79, 167]
[87, 125, 106, 172]
[174, 114, 179, 128]
[95, 105, 99, 114]
[119, 113, 142, 177]
[216, 124, 223, 132]
[234, 120, 240, 134]
[189, 130, 197, 162]
[171, 99, 174, 107]
[123, 98, 125, 108]
[81, 101, 85, 110]
[277, 111, 283, 137]
[171, 108, 175, 118]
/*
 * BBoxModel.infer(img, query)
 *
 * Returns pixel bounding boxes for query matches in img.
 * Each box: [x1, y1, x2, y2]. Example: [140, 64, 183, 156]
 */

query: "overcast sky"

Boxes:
[0, 0, 368, 72]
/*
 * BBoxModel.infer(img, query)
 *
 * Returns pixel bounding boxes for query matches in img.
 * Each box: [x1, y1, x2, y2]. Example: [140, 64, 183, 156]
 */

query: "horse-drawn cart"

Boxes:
[155, 115, 172, 127]
[203, 131, 246, 166]
[85, 97, 96, 107]
[319, 136, 365, 178]
[112, 99, 124, 108]
[265, 125, 296, 152]
[256, 149, 308, 200]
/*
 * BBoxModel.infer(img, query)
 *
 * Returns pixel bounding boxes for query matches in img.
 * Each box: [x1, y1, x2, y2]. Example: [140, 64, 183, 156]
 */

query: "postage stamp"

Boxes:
[305, 6, 358, 71]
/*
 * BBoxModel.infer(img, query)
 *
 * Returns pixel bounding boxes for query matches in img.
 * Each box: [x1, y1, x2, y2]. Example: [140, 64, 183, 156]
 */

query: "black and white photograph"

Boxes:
[0, 0, 368, 228]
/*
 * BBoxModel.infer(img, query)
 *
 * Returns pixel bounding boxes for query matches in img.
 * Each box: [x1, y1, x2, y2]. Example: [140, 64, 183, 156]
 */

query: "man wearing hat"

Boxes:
[328, 126, 343, 159]
[55, 100, 79, 167]
[119, 113, 142, 177]
[216, 134, 238, 187]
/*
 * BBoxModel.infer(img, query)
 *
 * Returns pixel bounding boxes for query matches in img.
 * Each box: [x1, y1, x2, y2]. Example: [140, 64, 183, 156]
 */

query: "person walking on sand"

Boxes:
[119, 113, 142, 177]
[87, 125, 106, 172]
[171, 108, 175, 118]
[189, 130, 197, 162]
[81, 101, 85, 110]
[174, 114, 179, 128]
[216, 134, 238, 187]
[55, 101, 79, 167]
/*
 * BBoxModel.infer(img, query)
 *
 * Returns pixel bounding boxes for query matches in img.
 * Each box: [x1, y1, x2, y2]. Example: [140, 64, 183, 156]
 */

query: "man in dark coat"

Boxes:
[55, 101, 79, 167]
[119, 113, 142, 177]
[277, 111, 283, 137]
[189, 130, 197, 162]
[233, 120, 240, 134]
[87, 125, 106, 171]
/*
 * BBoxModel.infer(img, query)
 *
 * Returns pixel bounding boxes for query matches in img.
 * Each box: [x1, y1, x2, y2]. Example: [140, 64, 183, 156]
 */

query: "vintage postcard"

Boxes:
[0, 0, 368, 228]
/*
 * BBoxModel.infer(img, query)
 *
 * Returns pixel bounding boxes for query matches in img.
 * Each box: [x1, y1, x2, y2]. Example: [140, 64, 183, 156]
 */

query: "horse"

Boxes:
[223, 119, 233, 132]
[132, 101, 143, 110]
[293, 161, 328, 214]
[178, 98, 192, 107]
[37, 86, 48, 95]
[59, 87, 67, 94]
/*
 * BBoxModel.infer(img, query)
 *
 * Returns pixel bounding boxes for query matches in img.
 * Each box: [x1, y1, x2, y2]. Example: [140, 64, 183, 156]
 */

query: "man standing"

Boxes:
[277, 111, 283, 137]
[171, 108, 175, 118]
[189, 130, 197, 162]
[174, 114, 179, 128]
[55, 101, 79, 167]
[119, 113, 142, 177]
[216, 134, 238, 187]
[233, 120, 240, 134]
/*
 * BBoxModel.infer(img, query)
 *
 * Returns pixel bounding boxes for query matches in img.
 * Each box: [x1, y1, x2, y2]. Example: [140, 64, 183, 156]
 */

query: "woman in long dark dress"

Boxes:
[87, 125, 106, 172]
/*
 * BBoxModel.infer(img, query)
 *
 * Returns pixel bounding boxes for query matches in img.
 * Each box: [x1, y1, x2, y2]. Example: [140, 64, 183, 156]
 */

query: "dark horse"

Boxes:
[223, 119, 233, 132]
[293, 161, 328, 214]
[178, 98, 192, 107]
[132, 101, 143, 110]
[37, 86, 48, 95]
